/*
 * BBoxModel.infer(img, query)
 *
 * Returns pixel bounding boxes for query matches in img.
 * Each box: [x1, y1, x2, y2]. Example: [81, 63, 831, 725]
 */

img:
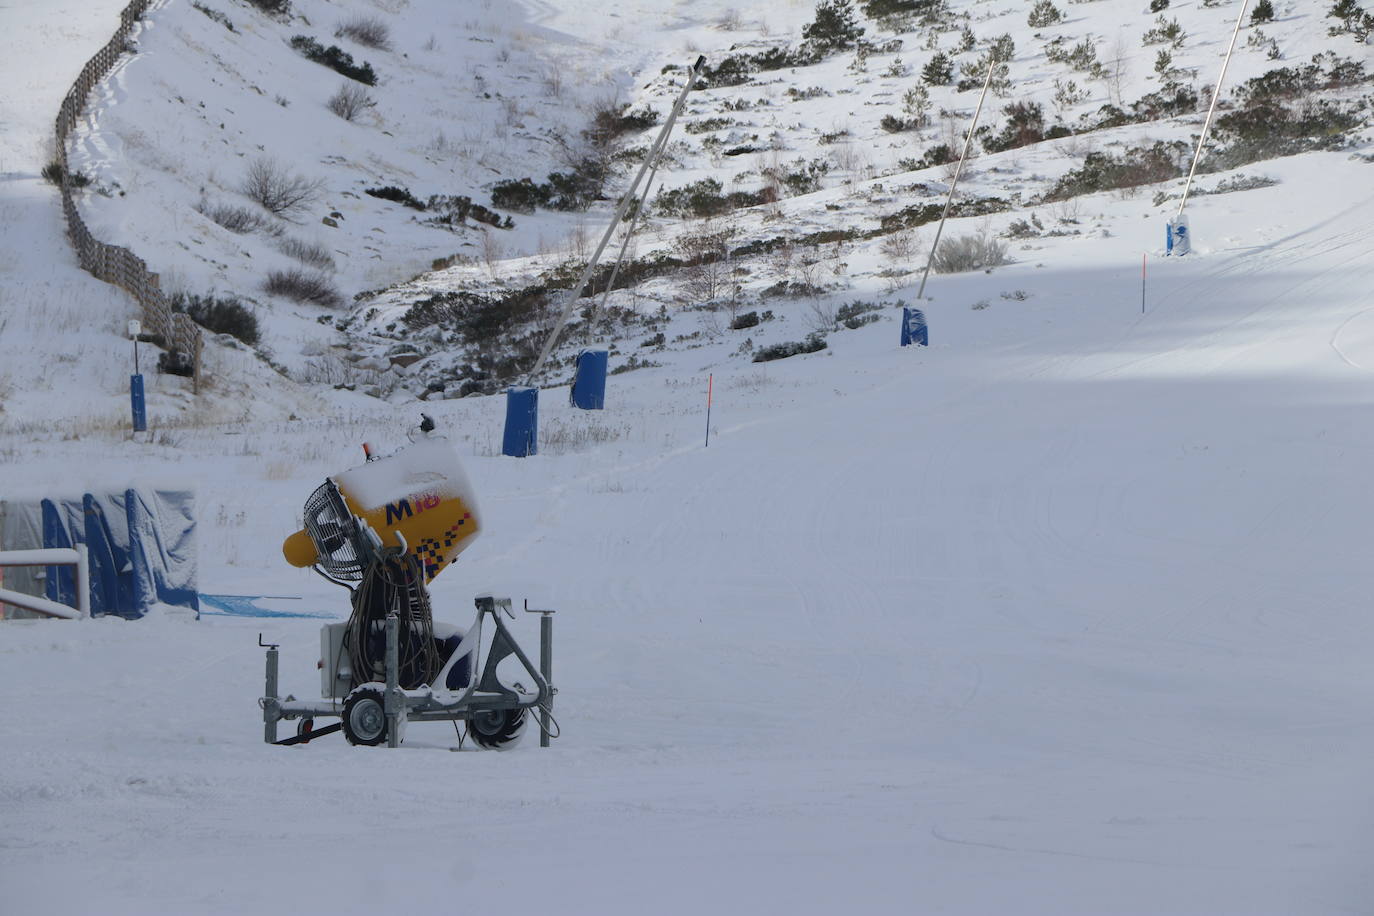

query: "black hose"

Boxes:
[345, 553, 440, 690]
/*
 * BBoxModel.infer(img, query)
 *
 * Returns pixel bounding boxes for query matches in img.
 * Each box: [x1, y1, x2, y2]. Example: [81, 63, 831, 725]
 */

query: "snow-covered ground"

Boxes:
[4, 0, 1374, 913]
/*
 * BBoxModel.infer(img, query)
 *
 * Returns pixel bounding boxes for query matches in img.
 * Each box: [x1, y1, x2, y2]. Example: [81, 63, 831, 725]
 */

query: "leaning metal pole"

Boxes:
[1176, 0, 1249, 217]
[525, 56, 707, 385]
[916, 53, 997, 301]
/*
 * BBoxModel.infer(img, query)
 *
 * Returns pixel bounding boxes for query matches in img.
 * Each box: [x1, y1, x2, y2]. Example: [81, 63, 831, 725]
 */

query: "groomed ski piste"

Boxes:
[3, 0, 1374, 913]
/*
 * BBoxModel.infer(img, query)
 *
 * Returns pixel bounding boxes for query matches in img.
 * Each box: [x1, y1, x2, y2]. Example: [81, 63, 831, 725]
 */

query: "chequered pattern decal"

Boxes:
[412, 513, 472, 580]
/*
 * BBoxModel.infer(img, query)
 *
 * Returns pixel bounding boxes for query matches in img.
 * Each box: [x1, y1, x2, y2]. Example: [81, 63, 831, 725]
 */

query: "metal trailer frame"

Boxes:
[261, 595, 556, 749]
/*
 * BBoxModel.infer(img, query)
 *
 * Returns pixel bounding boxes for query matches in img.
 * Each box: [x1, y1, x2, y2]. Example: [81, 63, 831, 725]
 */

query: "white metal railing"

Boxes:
[0, 546, 89, 619]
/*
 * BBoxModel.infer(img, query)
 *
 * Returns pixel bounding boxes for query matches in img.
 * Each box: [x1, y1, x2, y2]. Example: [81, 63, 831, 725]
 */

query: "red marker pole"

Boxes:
[705, 374, 713, 448]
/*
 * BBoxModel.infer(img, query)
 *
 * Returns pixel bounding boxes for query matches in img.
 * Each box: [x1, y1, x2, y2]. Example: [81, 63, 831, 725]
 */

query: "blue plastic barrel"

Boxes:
[130, 373, 147, 431]
[502, 386, 538, 457]
[570, 348, 608, 410]
[901, 307, 928, 347]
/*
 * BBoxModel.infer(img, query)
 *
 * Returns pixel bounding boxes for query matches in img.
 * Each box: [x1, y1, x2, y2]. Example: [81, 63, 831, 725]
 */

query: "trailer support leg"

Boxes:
[263, 643, 280, 744]
[385, 613, 403, 748]
[539, 612, 553, 748]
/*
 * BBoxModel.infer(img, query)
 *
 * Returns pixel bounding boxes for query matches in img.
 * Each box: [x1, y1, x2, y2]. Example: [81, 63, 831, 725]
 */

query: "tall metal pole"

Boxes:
[586, 151, 667, 346]
[916, 53, 997, 301]
[526, 57, 706, 384]
[1177, 0, 1249, 217]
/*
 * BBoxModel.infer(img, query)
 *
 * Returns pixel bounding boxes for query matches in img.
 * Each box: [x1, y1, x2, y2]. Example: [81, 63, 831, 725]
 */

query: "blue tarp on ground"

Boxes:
[6, 490, 197, 619]
[126, 489, 198, 617]
[198, 594, 333, 619]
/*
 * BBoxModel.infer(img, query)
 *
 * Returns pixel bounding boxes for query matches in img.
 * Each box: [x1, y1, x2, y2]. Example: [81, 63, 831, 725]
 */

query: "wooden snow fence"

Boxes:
[53, 0, 203, 390]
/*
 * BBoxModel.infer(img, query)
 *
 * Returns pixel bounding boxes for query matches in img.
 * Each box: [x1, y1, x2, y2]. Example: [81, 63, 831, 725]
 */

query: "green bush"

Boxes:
[655, 178, 769, 218]
[922, 52, 953, 85]
[192, 3, 235, 31]
[489, 159, 605, 213]
[753, 334, 828, 362]
[836, 300, 885, 329]
[1129, 82, 1198, 120]
[490, 178, 551, 213]
[290, 36, 377, 85]
[41, 160, 90, 187]
[802, 0, 863, 54]
[1043, 141, 1188, 201]
[982, 102, 1046, 153]
[1027, 0, 1062, 27]
[366, 185, 425, 210]
[172, 292, 260, 346]
[860, 0, 940, 18]
[1206, 100, 1360, 169]
[1250, 0, 1275, 23]
[246, 0, 289, 14]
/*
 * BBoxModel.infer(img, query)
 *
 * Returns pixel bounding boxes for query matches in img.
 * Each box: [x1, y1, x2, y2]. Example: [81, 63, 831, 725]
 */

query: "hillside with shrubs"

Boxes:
[59, 0, 1373, 403]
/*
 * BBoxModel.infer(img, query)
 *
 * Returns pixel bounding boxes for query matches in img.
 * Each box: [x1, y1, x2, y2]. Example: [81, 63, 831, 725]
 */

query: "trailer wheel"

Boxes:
[468, 707, 527, 750]
[342, 686, 388, 746]
[297, 718, 315, 744]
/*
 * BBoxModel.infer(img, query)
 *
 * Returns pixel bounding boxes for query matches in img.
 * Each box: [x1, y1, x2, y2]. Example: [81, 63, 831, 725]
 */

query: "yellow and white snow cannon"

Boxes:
[261, 419, 556, 750]
[281, 435, 481, 583]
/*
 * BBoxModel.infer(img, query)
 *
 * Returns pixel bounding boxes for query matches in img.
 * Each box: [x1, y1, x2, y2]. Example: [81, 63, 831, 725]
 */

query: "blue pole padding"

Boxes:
[502, 386, 538, 457]
[130, 374, 147, 432]
[570, 348, 608, 410]
[1167, 214, 1190, 256]
[901, 307, 928, 347]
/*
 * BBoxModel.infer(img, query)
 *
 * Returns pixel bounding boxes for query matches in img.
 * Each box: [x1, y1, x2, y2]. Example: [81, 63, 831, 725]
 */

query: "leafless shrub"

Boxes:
[540, 417, 629, 454]
[675, 222, 738, 305]
[264, 268, 344, 307]
[805, 299, 839, 334]
[296, 353, 385, 389]
[241, 158, 325, 218]
[541, 67, 563, 99]
[335, 15, 391, 49]
[196, 200, 276, 234]
[278, 236, 336, 271]
[932, 232, 1011, 273]
[880, 229, 919, 262]
[481, 231, 504, 281]
[326, 82, 377, 121]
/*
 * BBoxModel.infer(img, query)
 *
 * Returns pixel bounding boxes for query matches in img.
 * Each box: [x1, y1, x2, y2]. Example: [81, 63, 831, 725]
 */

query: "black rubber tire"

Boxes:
[297, 718, 315, 745]
[468, 707, 527, 750]
[342, 686, 388, 747]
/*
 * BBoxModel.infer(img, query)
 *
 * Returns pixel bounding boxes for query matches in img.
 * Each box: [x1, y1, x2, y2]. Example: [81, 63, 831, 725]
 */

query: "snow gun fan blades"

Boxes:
[282, 436, 481, 582]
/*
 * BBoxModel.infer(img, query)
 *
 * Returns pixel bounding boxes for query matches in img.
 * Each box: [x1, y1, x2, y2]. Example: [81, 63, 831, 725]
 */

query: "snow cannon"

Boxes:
[261, 419, 557, 751]
[282, 436, 480, 583]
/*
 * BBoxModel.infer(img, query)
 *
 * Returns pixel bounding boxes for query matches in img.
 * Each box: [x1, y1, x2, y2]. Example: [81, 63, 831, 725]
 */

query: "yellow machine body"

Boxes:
[282, 438, 481, 582]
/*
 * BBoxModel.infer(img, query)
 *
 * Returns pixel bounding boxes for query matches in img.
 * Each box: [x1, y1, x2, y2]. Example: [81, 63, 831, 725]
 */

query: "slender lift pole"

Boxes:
[916, 53, 997, 301]
[1177, 0, 1249, 217]
[526, 57, 707, 385]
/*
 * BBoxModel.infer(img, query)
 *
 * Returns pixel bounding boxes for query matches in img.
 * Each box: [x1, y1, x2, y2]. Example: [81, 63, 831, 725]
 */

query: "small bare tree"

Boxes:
[675, 221, 737, 305]
[241, 158, 324, 218]
[481, 230, 505, 282]
[326, 82, 376, 121]
[1101, 33, 1131, 106]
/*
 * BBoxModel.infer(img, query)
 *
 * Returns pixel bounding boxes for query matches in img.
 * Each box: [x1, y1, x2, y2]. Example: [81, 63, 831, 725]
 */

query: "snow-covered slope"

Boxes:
[4, 1, 1374, 913]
